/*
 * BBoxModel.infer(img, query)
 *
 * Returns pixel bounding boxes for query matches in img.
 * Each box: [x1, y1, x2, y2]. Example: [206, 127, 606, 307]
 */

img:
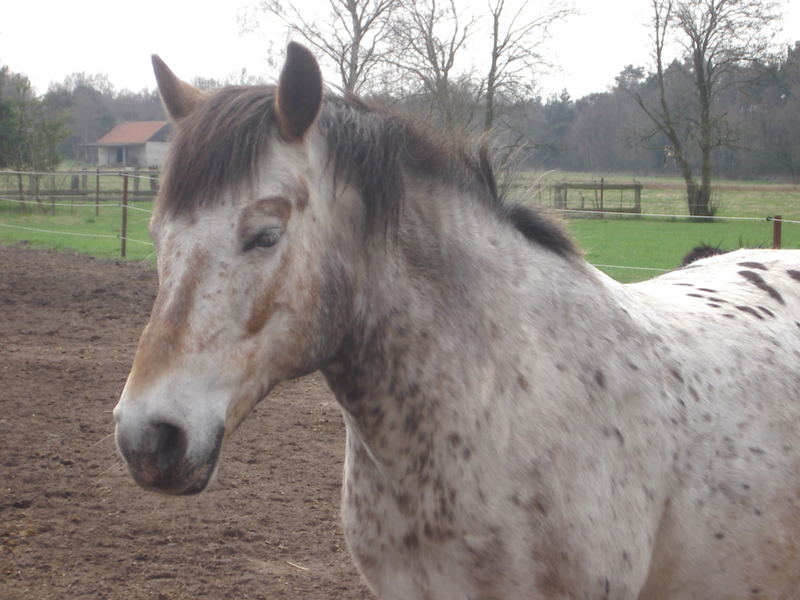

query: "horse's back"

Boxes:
[627, 249, 800, 598]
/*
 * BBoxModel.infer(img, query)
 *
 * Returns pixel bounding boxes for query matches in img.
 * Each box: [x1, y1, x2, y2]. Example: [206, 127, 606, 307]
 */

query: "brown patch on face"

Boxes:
[244, 252, 291, 337]
[294, 176, 310, 211]
[128, 250, 208, 392]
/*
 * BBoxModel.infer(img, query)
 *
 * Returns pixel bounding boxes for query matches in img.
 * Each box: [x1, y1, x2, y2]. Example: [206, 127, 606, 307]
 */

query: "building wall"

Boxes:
[97, 146, 108, 166]
[95, 143, 168, 167]
[127, 145, 147, 167]
[144, 142, 169, 167]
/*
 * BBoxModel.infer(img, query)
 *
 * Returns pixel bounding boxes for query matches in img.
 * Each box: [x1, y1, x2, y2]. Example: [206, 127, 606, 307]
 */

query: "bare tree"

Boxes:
[388, 0, 479, 128]
[483, 0, 574, 131]
[252, 0, 398, 94]
[633, 0, 781, 216]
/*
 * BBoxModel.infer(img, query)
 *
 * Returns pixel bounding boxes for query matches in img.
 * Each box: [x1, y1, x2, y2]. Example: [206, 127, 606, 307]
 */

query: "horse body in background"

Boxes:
[113, 44, 800, 599]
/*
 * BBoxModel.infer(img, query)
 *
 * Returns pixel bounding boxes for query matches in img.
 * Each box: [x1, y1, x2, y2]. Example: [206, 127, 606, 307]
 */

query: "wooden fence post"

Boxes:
[149, 167, 159, 193]
[121, 173, 129, 258]
[599, 177, 605, 212]
[95, 169, 100, 216]
[772, 215, 782, 249]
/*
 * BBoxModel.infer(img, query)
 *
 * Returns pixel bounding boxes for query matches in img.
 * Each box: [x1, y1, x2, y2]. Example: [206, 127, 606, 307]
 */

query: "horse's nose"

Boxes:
[116, 418, 189, 492]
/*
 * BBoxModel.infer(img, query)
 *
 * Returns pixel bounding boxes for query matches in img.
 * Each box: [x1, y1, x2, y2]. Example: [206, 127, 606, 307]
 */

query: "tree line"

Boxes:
[2, 0, 798, 215]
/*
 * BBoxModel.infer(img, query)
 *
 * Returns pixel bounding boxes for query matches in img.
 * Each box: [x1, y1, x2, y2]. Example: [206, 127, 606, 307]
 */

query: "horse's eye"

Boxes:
[243, 228, 282, 252]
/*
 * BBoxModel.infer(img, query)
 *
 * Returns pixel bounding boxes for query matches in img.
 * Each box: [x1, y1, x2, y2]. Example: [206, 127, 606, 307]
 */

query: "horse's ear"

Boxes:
[275, 42, 323, 141]
[152, 55, 205, 122]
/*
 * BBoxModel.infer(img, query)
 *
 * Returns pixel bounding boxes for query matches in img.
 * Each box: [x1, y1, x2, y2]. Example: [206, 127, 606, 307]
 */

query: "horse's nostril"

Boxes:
[153, 422, 187, 472]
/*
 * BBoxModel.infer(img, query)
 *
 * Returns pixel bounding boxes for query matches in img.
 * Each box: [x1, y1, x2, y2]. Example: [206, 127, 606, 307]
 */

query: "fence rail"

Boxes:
[1, 170, 797, 276]
[0, 170, 155, 258]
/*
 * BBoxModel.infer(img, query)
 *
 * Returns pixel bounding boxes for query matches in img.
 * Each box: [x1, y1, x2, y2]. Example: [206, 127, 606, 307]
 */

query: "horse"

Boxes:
[113, 43, 800, 599]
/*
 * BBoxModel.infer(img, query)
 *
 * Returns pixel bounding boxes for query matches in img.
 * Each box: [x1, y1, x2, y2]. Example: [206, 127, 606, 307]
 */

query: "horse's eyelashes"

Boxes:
[242, 228, 282, 252]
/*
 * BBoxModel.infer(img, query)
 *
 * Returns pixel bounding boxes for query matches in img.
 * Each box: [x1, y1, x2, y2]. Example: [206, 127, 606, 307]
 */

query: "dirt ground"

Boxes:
[0, 244, 374, 599]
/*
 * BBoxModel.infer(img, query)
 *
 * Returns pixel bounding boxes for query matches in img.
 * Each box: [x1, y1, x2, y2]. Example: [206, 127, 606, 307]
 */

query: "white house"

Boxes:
[92, 121, 170, 167]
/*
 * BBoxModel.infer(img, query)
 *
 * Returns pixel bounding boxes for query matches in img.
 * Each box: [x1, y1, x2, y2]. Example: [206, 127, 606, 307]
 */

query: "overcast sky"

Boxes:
[2, 1, 799, 99]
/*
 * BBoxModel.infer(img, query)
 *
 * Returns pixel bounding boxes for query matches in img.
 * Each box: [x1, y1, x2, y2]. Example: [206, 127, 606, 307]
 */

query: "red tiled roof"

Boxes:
[95, 121, 168, 145]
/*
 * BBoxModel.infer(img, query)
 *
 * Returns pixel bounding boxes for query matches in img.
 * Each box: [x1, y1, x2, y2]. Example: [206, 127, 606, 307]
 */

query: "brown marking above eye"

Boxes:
[238, 196, 291, 243]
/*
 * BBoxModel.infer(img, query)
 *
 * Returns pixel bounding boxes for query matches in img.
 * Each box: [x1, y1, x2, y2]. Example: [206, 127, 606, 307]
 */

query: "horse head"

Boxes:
[113, 44, 361, 494]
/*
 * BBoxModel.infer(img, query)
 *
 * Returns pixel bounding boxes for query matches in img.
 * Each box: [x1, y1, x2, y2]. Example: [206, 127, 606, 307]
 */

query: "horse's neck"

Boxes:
[322, 182, 621, 475]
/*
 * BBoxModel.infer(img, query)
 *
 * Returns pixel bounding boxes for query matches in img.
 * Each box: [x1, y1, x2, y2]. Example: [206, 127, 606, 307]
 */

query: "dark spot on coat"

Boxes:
[594, 370, 606, 388]
[748, 446, 765, 454]
[447, 432, 462, 448]
[517, 375, 529, 391]
[402, 530, 419, 549]
[395, 492, 413, 513]
[758, 306, 775, 318]
[786, 269, 800, 283]
[736, 305, 764, 320]
[669, 367, 684, 383]
[738, 262, 768, 271]
[738, 270, 785, 305]
[613, 428, 624, 446]
[528, 494, 549, 515]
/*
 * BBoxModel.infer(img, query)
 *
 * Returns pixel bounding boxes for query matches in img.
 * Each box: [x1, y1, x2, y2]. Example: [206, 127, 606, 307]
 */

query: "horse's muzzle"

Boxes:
[115, 417, 224, 495]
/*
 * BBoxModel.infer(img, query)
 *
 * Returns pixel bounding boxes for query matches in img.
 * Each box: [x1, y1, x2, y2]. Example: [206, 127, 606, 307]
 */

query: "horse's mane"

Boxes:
[159, 86, 577, 258]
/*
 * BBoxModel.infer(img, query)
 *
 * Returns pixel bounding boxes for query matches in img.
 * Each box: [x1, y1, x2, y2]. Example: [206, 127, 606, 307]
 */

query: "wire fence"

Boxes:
[1, 170, 798, 279]
[0, 169, 156, 259]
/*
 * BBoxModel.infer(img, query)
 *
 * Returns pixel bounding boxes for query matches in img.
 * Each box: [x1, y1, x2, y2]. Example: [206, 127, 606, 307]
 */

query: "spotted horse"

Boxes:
[113, 43, 800, 599]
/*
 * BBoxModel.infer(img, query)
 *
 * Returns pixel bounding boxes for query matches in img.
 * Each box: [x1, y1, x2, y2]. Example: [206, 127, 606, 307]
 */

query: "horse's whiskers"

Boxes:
[88, 432, 115, 449]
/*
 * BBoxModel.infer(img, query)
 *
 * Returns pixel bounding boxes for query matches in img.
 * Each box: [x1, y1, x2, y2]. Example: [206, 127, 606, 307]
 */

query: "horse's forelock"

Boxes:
[158, 86, 278, 217]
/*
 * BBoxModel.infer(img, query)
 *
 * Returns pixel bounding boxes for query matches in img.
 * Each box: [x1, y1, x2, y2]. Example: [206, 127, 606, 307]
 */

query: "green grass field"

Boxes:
[567, 217, 797, 282]
[0, 199, 154, 261]
[1, 170, 799, 283]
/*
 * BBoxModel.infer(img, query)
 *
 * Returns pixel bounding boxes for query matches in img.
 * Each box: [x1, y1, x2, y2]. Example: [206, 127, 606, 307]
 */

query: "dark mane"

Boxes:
[160, 87, 577, 258]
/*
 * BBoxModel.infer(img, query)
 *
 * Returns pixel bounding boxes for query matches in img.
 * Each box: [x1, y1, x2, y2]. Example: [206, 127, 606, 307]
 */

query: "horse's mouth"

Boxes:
[175, 456, 220, 495]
